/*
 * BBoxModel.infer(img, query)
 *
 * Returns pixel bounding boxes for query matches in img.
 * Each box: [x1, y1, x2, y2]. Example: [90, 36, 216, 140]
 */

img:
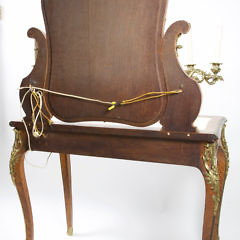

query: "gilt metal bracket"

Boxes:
[202, 142, 220, 216]
[220, 124, 229, 176]
[9, 129, 23, 186]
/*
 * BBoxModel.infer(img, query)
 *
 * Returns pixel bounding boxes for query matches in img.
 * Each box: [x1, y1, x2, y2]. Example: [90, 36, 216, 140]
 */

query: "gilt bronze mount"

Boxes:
[185, 63, 223, 85]
[202, 142, 220, 216]
[220, 124, 229, 176]
[9, 129, 23, 186]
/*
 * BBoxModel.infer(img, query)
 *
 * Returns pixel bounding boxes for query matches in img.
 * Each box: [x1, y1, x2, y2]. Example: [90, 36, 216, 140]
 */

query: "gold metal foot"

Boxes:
[67, 227, 73, 236]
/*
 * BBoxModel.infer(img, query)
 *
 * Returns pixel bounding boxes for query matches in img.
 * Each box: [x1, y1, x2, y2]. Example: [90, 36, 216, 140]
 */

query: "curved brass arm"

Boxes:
[185, 63, 224, 85]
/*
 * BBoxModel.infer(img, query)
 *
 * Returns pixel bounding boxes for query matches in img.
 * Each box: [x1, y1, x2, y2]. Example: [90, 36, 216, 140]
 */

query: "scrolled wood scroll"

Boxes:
[160, 21, 202, 132]
[20, 27, 51, 121]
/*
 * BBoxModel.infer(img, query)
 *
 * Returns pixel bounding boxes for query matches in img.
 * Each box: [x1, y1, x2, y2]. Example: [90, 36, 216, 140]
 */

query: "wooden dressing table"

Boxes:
[9, 1, 229, 239]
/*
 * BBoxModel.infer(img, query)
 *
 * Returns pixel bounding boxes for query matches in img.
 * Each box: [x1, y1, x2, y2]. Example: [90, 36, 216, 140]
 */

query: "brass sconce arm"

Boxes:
[185, 63, 224, 85]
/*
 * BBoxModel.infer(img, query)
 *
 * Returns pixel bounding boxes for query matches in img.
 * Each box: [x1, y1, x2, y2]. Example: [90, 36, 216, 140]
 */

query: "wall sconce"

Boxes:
[179, 26, 224, 85]
[185, 63, 223, 85]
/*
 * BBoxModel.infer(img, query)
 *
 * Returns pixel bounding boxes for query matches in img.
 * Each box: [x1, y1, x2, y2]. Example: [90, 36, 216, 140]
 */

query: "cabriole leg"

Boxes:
[200, 142, 220, 240]
[60, 153, 73, 236]
[212, 125, 229, 239]
[10, 129, 33, 240]
[200, 124, 229, 240]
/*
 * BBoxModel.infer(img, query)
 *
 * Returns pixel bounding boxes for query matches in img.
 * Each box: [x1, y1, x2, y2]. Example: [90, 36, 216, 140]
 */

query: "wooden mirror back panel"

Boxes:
[42, 0, 168, 126]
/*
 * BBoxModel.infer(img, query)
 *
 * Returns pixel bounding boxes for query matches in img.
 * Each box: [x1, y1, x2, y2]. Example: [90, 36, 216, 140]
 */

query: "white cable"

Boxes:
[20, 88, 52, 167]
[20, 88, 32, 151]
[30, 90, 44, 138]
[20, 85, 113, 105]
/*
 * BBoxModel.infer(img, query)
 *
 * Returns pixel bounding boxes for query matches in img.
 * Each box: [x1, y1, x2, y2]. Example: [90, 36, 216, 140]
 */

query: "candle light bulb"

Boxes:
[214, 25, 223, 63]
[186, 29, 194, 64]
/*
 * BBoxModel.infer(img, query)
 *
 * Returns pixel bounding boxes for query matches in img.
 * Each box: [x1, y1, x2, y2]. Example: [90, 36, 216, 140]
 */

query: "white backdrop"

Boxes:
[0, 0, 239, 239]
